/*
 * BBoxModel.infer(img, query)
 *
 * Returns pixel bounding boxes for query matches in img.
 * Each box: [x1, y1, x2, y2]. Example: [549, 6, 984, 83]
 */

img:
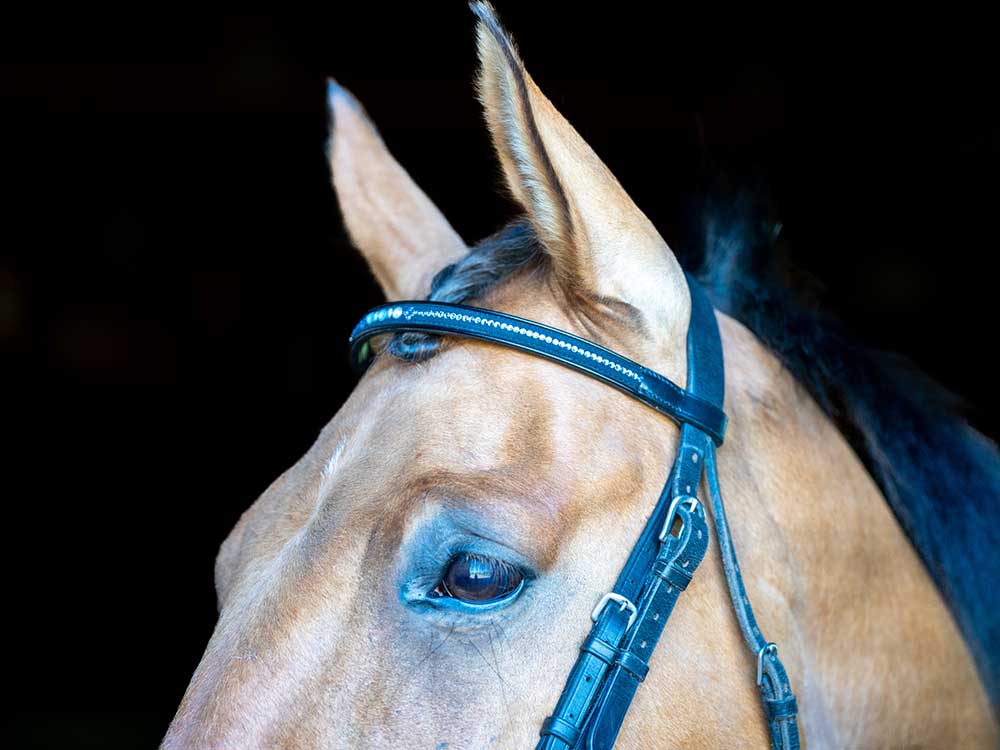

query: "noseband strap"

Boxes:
[349, 273, 800, 749]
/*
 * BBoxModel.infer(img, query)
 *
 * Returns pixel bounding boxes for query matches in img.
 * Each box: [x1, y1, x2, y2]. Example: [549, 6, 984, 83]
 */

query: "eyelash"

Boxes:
[436, 552, 521, 592]
[411, 550, 528, 615]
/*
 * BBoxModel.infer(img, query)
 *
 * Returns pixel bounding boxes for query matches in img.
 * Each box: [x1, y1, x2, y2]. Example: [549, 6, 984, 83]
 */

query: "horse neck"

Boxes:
[710, 310, 997, 748]
[710, 309, 879, 603]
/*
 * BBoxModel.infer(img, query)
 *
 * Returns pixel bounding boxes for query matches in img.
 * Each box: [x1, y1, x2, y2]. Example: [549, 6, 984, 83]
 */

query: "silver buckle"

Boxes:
[658, 494, 699, 542]
[591, 592, 638, 632]
[756, 642, 778, 686]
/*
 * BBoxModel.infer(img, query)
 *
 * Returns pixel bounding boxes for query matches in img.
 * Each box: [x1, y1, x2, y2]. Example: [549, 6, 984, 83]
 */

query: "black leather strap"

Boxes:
[703, 442, 801, 750]
[537, 597, 634, 749]
[349, 299, 727, 445]
[582, 501, 710, 750]
[539, 278, 721, 750]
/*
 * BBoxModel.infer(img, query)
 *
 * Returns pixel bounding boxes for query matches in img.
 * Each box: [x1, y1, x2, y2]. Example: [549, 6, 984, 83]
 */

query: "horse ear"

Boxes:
[471, 3, 688, 336]
[326, 79, 468, 300]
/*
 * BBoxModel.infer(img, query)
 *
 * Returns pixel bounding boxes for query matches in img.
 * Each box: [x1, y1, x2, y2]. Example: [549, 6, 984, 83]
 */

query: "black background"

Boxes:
[4, 5, 997, 747]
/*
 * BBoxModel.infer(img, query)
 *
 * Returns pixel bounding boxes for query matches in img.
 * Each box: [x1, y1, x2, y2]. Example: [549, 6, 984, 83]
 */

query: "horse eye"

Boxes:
[434, 552, 523, 603]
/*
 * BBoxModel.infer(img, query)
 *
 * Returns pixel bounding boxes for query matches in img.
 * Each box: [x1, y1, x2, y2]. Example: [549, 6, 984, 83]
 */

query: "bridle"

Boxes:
[349, 274, 801, 749]
[348, 273, 801, 750]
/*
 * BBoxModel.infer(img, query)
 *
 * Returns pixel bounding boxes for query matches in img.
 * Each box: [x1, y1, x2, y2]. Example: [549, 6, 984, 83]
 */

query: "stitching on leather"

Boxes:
[353, 302, 726, 441]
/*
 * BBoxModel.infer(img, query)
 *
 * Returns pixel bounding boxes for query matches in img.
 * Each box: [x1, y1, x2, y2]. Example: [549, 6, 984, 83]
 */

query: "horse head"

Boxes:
[164, 4, 998, 748]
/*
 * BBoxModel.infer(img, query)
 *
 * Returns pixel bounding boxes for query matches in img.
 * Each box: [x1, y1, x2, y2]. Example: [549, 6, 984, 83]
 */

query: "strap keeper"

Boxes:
[762, 694, 798, 722]
[580, 632, 618, 665]
[614, 650, 649, 682]
[540, 715, 581, 746]
[653, 559, 693, 590]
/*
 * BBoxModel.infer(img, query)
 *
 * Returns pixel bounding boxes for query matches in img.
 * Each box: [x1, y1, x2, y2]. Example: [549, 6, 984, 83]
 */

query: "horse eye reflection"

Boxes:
[434, 552, 524, 603]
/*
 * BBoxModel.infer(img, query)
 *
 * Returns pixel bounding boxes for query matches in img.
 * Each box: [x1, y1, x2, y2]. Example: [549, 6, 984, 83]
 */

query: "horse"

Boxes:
[163, 4, 999, 747]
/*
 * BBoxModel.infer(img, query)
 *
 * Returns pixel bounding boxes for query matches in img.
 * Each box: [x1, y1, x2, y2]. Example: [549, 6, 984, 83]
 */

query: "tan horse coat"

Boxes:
[164, 4, 996, 747]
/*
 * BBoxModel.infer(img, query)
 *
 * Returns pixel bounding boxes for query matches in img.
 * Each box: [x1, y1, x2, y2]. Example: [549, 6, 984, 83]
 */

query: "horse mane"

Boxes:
[386, 194, 999, 707]
[681, 189, 1000, 709]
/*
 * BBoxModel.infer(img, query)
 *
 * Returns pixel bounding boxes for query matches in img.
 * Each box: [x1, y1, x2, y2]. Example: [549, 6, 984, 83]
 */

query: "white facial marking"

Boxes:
[319, 437, 349, 500]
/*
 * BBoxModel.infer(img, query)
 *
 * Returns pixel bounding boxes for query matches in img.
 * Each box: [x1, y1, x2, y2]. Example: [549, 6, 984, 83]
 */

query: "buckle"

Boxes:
[756, 642, 778, 686]
[658, 494, 699, 542]
[591, 592, 638, 632]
